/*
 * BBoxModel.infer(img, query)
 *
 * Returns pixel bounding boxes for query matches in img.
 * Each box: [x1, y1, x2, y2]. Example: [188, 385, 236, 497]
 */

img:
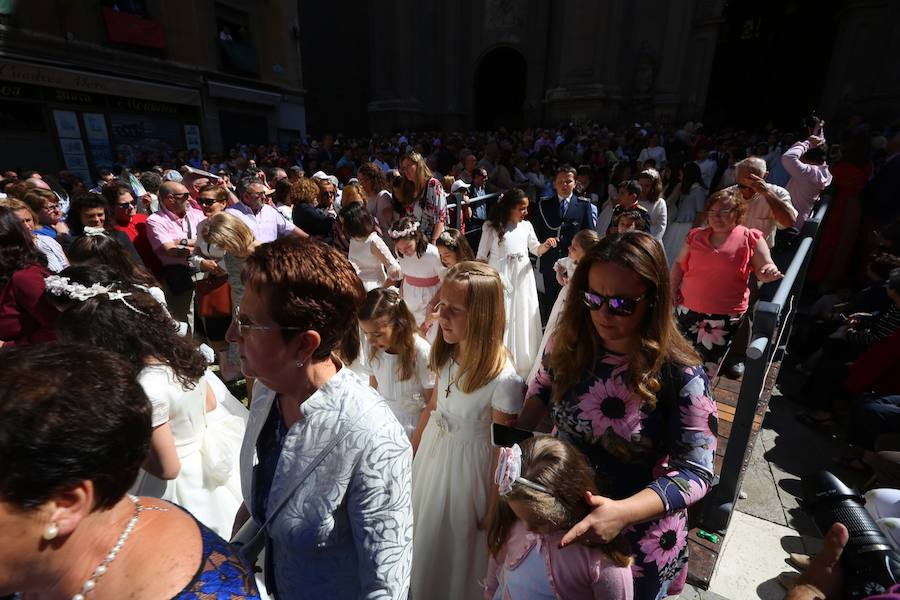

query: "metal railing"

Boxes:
[699, 198, 830, 533]
[446, 191, 501, 245]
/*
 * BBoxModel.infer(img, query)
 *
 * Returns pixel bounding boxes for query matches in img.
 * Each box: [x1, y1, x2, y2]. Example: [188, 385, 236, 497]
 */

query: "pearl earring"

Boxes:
[43, 522, 59, 540]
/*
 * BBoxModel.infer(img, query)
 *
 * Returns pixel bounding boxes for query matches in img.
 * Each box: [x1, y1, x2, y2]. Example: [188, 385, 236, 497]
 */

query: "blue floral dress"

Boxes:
[174, 517, 260, 599]
[527, 351, 717, 600]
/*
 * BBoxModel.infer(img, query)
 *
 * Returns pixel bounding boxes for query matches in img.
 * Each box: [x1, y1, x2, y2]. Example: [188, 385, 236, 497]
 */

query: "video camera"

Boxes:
[802, 470, 900, 599]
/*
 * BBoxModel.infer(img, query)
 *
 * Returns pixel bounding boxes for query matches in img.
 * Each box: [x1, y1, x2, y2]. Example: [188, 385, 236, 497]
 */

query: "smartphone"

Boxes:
[491, 423, 545, 448]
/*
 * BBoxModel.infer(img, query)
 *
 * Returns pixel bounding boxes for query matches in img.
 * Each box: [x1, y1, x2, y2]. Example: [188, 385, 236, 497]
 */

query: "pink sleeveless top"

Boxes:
[680, 225, 763, 315]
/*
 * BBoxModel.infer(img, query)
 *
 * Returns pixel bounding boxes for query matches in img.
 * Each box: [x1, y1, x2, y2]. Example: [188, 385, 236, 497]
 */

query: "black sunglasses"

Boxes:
[581, 290, 645, 316]
[117, 201, 136, 209]
[198, 198, 219, 206]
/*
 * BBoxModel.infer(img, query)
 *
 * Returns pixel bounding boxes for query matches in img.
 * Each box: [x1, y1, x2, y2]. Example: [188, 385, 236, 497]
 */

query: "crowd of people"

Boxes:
[1, 112, 899, 600]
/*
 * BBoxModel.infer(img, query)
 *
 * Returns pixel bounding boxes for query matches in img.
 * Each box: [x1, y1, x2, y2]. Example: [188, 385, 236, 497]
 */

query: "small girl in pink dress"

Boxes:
[485, 436, 634, 600]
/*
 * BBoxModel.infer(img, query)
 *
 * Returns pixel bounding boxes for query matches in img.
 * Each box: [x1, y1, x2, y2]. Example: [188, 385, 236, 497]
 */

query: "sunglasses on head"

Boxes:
[581, 290, 645, 316]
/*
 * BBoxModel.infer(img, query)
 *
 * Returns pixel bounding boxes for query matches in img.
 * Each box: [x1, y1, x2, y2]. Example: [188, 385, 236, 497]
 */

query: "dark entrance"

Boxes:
[473, 47, 527, 130]
[703, 0, 839, 129]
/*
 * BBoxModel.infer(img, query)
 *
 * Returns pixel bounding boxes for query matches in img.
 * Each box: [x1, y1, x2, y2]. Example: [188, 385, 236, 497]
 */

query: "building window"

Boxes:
[216, 3, 259, 77]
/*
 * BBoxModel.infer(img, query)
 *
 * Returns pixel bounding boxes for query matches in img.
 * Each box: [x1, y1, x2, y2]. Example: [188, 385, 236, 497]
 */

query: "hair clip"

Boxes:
[495, 444, 552, 496]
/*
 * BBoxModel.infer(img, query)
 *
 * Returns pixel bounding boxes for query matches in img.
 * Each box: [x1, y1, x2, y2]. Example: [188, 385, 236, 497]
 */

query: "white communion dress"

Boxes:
[477, 220, 543, 378]
[398, 243, 445, 325]
[410, 358, 524, 600]
[132, 366, 247, 538]
[527, 256, 577, 385]
[363, 335, 435, 437]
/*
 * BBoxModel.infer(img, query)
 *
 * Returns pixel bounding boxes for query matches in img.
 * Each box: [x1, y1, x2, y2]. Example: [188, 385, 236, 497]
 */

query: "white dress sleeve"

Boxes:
[490, 364, 526, 415]
[415, 337, 436, 390]
[137, 367, 173, 427]
[524, 221, 542, 256]
[372, 235, 402, 280]
[476, 224, 496, 261]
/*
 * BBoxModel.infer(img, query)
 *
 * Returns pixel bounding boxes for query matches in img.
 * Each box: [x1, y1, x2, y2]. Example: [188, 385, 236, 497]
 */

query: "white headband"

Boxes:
[44, 275, 149, 316]
[390, 221, 420, 239]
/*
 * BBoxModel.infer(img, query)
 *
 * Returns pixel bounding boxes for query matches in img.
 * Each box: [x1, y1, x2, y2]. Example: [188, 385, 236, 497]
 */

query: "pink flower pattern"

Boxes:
[638, 514, 688, 572]
[577, 376, 643, 440]
[694, 319, 728, 350]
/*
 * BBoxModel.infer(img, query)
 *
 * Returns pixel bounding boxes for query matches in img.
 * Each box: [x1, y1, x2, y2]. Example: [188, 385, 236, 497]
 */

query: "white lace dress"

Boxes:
[410, 359, 524, 600]
[363, 335, 435, 437]
[131, 366, 247, 538]
[477, 221, 543, 378]
[348, 231, 401, 291]
[398, 243, 445, 325]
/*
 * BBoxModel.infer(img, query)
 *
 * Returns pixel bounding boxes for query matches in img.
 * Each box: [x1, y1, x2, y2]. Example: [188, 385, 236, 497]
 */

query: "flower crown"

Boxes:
[44, 275, 148, 316]
[437, 231, 458, 248]
[389, 221, 420, 239]
[495, 444, 552, 496]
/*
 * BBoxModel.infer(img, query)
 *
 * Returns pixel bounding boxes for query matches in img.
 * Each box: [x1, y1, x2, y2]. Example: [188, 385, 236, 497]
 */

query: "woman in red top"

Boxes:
[670, 189, 782, 376]
[0, 206, 58, 347]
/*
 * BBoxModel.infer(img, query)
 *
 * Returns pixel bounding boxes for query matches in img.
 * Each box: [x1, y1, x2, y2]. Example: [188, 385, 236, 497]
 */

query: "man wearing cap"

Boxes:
[226, 176, 308, 243]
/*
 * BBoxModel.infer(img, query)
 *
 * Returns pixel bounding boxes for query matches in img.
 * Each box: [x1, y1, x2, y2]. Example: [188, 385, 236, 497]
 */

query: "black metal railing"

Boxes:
[699, 198, 830, 533]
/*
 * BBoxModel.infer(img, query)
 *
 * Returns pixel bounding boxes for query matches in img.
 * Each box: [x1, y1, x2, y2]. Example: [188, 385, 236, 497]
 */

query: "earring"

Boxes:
[43, 522, 59, 540]
[295, 359, 304, 368]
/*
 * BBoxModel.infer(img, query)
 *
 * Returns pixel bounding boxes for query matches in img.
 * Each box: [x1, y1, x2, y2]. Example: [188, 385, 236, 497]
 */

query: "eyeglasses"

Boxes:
[246, 191, 267, 199]
[232, 305, 304, 336]
[117, 201, 136, 209]
[581, 291, 645, 316]
[707, 208, 735, 216]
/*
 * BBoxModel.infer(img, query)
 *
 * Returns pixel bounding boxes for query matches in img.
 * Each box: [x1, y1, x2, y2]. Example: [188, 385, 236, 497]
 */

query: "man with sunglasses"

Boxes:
[147, 181, 208, 332]
[225, 176, 308, 243]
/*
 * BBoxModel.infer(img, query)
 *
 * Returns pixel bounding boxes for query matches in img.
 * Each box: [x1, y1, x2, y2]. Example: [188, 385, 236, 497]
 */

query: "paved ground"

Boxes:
[677, 387, 860, 600]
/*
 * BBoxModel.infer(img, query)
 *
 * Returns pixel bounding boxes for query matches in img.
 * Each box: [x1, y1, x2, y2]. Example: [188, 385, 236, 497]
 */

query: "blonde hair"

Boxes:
[398, 151, 433, 204]
[341, 182, 364, 204]
[549, 232, 700, 410]
[199, 212, 256, 257]
[487, 436, 632, 567]
[0, 198, 38, 225]
[430, 261, 507, 393]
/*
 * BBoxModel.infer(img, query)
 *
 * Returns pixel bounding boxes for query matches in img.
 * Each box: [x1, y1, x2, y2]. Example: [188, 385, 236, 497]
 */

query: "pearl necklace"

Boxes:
[70, 494, 168, 600]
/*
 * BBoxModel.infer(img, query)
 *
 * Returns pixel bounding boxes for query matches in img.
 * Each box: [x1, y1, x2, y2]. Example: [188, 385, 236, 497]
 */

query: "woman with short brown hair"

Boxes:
[228, 237, 413, 598]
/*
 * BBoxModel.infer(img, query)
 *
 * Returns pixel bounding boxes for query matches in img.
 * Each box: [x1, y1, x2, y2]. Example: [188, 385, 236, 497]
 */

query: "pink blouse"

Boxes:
[679, 225, 763, 315]
[484, 520, 633, 600]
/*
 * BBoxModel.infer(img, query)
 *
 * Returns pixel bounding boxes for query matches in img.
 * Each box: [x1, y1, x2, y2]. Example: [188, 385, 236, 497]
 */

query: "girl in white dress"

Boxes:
[435, 227, 475, 268]
[51, 266, 247, 539]
[477, 188, 557, 378]
[410, 261, 525, 600]
[359, 288, 435, 437]
[342, 202, 401, 291]
[663, 162, 708, 265]
[391, 217, 445, 327]
[527, 229, 600, 385]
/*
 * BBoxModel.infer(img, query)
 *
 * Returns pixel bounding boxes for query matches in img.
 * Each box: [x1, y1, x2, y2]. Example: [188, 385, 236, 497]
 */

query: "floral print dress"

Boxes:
[527, 351, 717, 600]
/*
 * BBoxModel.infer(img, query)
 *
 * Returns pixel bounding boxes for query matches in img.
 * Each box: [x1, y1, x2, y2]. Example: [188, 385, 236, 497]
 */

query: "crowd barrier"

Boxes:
[699, 198, 830, 532]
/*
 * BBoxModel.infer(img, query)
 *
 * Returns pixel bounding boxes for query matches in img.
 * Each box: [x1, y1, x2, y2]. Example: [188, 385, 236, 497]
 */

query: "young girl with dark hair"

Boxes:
[485, 436, 633, 599]
[343, 201, 401, 291]
[435, 227, 475, 268]
[52, 264, 247, 539]
[359, 288, 434, 437]
[391, 216, 445, 329]
[477, 188, 557, 378]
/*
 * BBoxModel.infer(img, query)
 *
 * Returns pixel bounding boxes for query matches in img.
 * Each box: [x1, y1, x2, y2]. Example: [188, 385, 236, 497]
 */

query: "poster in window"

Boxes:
[52, 110, 81, 139]
[83, 112, 114, 167]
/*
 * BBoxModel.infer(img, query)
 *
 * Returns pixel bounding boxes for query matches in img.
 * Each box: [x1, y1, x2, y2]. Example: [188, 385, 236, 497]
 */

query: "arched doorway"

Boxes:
[473, 47, 527, 130]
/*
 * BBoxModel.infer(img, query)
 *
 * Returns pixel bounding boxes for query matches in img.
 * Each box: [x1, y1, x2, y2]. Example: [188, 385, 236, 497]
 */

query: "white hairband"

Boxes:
[44, 275, 149, 316]
[389, 221, 420, 239]
[83, 226, 107, 237]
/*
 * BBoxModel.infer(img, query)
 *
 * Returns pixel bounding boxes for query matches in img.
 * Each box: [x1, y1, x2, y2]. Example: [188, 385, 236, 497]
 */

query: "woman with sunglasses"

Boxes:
[670, 189, 782, 377]
[516, 231, 716, 600]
